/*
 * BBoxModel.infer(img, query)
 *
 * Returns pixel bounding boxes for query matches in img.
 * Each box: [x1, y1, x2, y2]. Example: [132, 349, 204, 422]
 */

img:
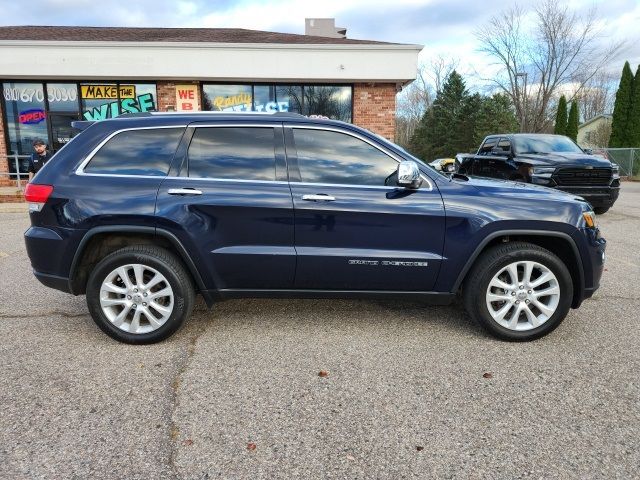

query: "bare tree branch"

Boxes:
[475, 0, 625, 132]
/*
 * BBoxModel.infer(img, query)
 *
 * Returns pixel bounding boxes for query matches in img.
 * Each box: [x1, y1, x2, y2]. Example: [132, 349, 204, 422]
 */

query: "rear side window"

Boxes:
[84, 128, 183, 176]
[187, 127, 276, 181]
[497, 137, 512, 152]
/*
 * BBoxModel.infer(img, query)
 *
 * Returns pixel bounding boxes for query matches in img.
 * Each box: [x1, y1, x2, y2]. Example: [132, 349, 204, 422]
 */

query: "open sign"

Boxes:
[19, 109, 46, 125]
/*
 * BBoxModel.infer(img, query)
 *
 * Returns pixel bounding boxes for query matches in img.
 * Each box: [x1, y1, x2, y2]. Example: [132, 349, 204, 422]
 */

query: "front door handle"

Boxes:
[167, 188, 202, 196]
[302, 194, 336, 202]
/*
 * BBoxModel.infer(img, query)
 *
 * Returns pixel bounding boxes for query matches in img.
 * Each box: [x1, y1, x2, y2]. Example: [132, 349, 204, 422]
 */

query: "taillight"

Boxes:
[24, 184, 53, 212]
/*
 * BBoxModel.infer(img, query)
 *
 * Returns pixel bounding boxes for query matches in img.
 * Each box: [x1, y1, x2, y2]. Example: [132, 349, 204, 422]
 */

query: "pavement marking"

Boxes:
[0, 251, 8, 258]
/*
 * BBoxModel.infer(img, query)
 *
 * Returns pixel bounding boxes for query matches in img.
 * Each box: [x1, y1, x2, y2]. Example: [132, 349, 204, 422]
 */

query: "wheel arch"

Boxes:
[453, 230, 585, 308]
[68, 226, 213, 306]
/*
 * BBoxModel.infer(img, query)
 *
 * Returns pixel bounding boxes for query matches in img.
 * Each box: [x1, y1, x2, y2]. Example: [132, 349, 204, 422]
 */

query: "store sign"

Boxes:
[82, 93, 156, 121]
[81, 85, 136, 99]
[19, 109, 46, 124]
[3, 86, 45, 103]
[212, 93, 288, 113]
[176, 85, 198, 111]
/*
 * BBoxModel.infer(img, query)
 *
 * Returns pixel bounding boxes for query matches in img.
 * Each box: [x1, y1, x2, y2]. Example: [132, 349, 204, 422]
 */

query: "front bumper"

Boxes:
[571, 226, 606, 307]
[556, 185, 620, 208]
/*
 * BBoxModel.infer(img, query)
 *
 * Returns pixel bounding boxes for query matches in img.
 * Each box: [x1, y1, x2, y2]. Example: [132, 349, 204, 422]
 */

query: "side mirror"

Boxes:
[397, 160, 423, 189]
[491, 147, 510, 157]
[583, 148, 593, 155]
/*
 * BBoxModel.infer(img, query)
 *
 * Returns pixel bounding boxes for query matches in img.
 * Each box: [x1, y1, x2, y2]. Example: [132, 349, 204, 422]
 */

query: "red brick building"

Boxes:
[0, 24, 422, 186]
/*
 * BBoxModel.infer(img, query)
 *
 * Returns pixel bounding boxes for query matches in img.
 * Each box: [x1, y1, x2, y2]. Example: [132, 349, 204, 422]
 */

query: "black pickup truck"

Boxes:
[458, 134, 621, 214]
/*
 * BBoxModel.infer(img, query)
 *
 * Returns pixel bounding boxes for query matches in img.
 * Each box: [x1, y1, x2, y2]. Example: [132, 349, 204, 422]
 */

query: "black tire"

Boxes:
[86, 245, 195, 344]
[462, 241, 573, 341]
[594, 206, 610, 215]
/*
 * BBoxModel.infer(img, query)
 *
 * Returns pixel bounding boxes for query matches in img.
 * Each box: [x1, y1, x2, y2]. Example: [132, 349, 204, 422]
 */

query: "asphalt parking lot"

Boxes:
[0, 184, 638, 479]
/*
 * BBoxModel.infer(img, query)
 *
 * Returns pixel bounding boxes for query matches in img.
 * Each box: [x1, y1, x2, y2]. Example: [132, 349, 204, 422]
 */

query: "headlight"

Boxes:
[528, 166, 556, 177]
[611, 163, 620, 178]
[582, 210, 596, 228]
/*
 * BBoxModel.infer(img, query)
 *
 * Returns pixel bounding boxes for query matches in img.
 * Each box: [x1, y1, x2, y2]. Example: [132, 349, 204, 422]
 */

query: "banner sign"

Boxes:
[81, 85, 136, 99]
[82, 93, 155, 120]
[19, 109, 46, 124]
[175, 85, 199, 111]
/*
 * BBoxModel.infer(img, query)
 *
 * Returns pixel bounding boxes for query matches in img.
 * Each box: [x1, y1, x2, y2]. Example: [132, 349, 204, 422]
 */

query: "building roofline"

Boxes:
[0, 39, 423, 51]
[579, 114, 613, 129]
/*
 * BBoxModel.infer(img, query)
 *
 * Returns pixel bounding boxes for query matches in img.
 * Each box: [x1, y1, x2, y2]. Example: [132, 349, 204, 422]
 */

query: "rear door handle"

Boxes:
[167, 188, 202, 196]
[302, 194, 336, 202]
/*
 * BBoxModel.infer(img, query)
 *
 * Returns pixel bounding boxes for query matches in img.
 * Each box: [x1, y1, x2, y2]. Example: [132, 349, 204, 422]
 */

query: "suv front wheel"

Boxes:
[86, 245, 195, 344]
[463, 242, 573, 341]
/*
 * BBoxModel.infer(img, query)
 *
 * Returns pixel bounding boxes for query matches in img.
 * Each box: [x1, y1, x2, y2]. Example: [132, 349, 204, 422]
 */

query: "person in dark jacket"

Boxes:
[28, 139, 52, 181]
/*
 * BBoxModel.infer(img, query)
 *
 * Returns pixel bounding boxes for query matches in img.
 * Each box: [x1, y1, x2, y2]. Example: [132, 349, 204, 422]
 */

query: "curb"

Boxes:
[0, 203, 28, 213]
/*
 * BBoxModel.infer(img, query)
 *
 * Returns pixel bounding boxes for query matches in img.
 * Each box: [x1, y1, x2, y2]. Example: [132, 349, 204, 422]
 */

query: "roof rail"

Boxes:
[71, 120, 95, 131]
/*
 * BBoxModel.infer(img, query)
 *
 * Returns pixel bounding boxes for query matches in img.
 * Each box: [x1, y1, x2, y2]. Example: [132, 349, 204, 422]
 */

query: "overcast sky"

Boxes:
[3, 0, 639, 87]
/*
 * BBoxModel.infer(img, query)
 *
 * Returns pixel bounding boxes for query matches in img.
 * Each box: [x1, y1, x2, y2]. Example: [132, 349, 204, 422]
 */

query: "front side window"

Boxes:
[84, 128, 183, 176]
[188, 127, 276, 181]
[479, 137, 498, 155]
[293, 129, 399, 186]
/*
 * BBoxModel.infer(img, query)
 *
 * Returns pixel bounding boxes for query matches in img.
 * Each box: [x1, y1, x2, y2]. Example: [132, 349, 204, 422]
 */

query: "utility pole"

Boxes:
[516, 72, 528, 132]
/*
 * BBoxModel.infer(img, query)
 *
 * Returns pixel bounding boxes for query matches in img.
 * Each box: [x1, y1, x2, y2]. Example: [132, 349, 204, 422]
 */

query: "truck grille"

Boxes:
[554, 168, 612, 186]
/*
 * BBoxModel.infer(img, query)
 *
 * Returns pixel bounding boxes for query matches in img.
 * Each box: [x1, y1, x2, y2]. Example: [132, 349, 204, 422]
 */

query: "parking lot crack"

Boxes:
[167, 320, 209, 478]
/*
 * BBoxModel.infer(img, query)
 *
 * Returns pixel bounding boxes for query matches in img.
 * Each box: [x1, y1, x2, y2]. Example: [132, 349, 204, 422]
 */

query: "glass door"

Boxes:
[47, 113, 81, 152]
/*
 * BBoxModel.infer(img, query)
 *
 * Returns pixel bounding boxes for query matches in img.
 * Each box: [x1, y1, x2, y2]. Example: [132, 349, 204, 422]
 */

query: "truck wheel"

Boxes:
[463, 242, 573, 341]
[86, 245, 195, 344]
[594, 206, 610, 215]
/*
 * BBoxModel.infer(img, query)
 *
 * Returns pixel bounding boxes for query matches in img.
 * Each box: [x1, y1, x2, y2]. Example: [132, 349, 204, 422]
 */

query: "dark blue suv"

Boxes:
[24, 113, 606, 343]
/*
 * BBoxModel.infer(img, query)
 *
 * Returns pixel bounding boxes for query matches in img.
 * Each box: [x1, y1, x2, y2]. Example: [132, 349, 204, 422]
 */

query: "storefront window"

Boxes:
[202, 84, 252, 112]
[47, 83, 79, 112]
[303, 86, 352, 122]
[81, 83, 157, 120]
[2, 82, 48, 156]
[202, 83, 351, 121]
[275, 85, 303, 114]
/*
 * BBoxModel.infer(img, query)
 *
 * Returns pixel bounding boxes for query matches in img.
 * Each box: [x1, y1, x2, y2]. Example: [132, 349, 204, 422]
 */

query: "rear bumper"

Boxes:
[25, 225, 83, 294]
[34, 270, 72, 293]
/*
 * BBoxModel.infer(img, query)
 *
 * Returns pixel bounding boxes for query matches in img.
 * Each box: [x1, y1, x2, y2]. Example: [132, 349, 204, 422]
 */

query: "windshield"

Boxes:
[513, 135, 583, 154]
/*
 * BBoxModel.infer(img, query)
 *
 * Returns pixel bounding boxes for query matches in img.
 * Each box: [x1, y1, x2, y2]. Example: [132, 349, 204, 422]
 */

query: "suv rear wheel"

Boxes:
[463, 242, 573, 341]
[86, 245, 195, 344]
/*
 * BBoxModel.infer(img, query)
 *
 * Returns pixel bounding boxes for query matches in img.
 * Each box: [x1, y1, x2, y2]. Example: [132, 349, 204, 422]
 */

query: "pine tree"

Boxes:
[566, 101, 579, 141]
[609, 61, 634, 147]
[409, 71, 519, 160]
[410, 70, 473, 159]
[627, 65, 640, 147]
[554, 96, 568, 135]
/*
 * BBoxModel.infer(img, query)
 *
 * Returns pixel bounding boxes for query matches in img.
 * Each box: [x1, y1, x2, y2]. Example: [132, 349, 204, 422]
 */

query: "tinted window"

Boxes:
[85, 128, 183, 176]
[497, 138, 511, 152]
[293, 129, 398, 186]
[188, 127, 276, 180]
[479, 137, 498, 154]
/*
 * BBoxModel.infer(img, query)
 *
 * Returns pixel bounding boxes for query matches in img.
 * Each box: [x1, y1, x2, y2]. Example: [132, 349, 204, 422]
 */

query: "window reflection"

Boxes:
[2, 82, 48, 156]
[303, 86, 352, 122]
[293, 129, 398, 186]
[201, 84, 351, 121]
[188, 127, 276, 181]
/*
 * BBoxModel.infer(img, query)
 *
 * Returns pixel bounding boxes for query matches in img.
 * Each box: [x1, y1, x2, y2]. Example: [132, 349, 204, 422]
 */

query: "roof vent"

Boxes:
[305, 18, 347, 38]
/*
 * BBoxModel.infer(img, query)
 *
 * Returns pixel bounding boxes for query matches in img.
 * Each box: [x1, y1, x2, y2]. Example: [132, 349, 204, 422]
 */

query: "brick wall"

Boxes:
[0, 99, 11, 186]
[156, 81, 201, 112]
[352, 83, 397, 141]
